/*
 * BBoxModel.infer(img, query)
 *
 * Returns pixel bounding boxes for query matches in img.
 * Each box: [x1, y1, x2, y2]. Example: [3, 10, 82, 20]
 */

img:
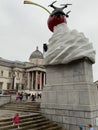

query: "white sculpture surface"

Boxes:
[44, 23, 95, 65]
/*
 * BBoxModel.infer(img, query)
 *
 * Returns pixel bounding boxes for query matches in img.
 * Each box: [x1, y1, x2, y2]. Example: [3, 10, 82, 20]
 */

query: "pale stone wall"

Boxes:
[0, 66, 12, 89]
[0, 53, 45, 94]
[30, 58, 43, 65]
[13, 68, 25, 89]
[0, 65, 26, 90]
[0, 95, 11, 106]
[41, 59, 98, 130]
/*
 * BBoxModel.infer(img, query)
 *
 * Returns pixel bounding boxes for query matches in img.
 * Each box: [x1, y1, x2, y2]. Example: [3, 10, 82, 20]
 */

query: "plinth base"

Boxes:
[41, 59, 98, 130]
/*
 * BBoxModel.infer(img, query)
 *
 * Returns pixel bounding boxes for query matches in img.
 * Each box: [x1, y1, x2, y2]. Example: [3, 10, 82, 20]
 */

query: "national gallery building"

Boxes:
[0, 47, 46, 95]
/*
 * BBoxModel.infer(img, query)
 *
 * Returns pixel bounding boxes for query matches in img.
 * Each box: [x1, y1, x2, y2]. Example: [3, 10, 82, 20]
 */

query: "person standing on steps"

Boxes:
[13, 113, 20, 129]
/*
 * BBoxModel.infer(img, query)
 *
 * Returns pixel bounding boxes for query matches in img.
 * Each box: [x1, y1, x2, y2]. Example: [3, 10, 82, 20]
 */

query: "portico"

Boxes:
[26, 67, 46, 94]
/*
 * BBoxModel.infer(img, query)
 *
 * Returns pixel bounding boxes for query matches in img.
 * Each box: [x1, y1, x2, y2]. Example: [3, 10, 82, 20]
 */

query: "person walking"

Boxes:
[19, 93, 23, 102]
[13, 113, 20, 129]
[15, 92, 19, 101]
[78, 124, 83, 130]
[88, 124, 94, 130]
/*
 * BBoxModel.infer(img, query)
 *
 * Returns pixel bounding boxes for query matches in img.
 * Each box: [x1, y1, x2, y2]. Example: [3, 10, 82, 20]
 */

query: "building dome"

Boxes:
[29, 47, 43, 60]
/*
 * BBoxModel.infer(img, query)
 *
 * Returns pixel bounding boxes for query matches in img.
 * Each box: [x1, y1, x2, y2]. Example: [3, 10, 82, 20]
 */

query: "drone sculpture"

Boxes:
[48, 1, 71, 17]
[47, 1, 72, 32]
[24, 1, 72, 32]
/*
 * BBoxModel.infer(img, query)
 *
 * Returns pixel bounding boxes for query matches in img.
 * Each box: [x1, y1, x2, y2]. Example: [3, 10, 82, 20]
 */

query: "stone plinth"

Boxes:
[41, 59, 98, 130]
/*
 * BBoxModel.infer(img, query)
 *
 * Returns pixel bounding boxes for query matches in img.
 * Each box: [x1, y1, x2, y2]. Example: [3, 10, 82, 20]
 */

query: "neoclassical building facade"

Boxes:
[0, 47, 46, 95]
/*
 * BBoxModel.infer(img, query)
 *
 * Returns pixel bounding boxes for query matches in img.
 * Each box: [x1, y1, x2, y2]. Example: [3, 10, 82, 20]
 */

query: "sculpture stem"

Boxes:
[24, 1, 51, 14]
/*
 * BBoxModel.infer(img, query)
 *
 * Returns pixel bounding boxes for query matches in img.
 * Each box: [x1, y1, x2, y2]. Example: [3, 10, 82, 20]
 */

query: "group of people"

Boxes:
[78, 124, 94, 130]
[15, 92, 23, 101]
[15, 92, 42, 102]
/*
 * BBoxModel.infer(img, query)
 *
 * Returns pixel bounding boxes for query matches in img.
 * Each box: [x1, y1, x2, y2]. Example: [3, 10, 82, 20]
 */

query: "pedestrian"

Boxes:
[19, 92, 23, 102]
[28, 93, 31, 101]
[13, 113, 20, 129]
[31, 93, 35, 101]
[25, 93, 28, 101]
[15, 92, 19, 101]
[78, 124, 83, 130]
[88, 124, 94, 130]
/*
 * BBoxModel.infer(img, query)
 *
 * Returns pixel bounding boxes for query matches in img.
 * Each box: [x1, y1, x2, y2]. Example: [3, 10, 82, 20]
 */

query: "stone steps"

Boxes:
[5, 106, 40, 110]
[1, 107, 40, 113]
[1, 102, 40, 113]
[0, 114, 45, 126]
[4, 102, 40, 108]
[0, 114, 63, 130]
[0, 102, 65, 130]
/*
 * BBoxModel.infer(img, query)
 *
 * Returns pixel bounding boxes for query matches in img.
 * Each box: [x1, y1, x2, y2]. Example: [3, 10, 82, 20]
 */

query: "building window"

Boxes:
[8, 72, 11, 77]
[21, 84, 24, 90]
[16, 83, 20, 91]
[0, 82, 3, 94]
[1, 71, 3, 76]
[7, 83, 11, 90]
[0, 82, 3, 89]
[22, 73, 25, 78]
[17, 72, 19, 78]
[38, 84, 40, 90]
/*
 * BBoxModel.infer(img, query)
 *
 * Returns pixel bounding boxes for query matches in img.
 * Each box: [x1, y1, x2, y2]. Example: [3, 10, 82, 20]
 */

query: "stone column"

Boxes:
[40, 72, 42, 90]
[27, 72, 30, 90]
[41, 59, 98, 130]
[35, 71, 38, 90]
[13, 76, 15, 89]
[43, 73, 46, 87]
[31, 72, 34, 90]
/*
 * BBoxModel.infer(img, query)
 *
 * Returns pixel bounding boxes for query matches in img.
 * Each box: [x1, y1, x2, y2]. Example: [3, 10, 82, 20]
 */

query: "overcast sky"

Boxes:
[0, 0, 98, 81]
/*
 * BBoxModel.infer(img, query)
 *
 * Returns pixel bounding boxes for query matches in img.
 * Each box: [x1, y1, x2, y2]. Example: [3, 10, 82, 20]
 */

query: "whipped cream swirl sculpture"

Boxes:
[44, 22, 95, 65]
[44, 1, 95, 65]
[24, 1, 95, 65]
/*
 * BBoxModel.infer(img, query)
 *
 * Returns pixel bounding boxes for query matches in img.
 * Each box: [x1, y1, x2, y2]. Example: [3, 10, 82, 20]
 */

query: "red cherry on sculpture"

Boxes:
[47, 15, 67, 32]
